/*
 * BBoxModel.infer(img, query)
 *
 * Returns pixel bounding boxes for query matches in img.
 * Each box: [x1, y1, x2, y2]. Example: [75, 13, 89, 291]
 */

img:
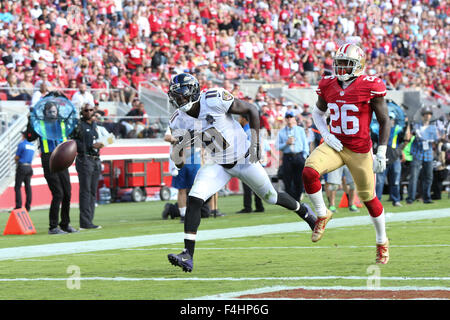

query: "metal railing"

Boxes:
[138, 81, 172, 118]
[0, 112, 31, 195]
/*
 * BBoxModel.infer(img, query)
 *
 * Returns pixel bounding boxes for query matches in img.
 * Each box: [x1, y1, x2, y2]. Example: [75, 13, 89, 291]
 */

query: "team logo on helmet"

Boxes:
[333, 43, 366, 81]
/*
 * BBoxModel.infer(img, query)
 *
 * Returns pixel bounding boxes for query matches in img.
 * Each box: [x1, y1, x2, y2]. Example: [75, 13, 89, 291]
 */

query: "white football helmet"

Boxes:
[333, 43, 366, 81]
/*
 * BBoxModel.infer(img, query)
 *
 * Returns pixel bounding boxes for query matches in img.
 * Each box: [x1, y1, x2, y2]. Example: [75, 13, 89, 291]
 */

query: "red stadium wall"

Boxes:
[0, 140, 171, 211]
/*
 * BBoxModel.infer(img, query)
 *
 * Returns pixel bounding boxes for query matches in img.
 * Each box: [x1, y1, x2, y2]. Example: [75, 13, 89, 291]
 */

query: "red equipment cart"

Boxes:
[101, 158, 172, 202]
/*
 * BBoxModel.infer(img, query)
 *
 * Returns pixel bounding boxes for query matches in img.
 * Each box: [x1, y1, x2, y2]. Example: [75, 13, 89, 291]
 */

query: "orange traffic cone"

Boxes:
[338, 193, 349, 208]
[339, 193, 364, 208]
[3, 208, 36, 235]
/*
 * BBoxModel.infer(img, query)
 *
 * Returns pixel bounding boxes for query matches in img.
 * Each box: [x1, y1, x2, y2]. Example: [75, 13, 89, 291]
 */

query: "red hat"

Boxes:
[39, 20, 45, 25]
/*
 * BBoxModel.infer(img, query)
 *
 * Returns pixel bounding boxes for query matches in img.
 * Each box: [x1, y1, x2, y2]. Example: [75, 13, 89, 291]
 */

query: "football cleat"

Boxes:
[296, 203, 317, 231]
[311, 209, 334, 242]
[376, 240, 390, 264]
[168, 249, 193, 272]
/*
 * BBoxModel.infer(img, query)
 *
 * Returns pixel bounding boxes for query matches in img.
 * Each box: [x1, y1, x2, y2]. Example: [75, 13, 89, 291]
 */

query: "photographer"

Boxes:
[406, 107, 440, 204]
[431, 135, 449, 200]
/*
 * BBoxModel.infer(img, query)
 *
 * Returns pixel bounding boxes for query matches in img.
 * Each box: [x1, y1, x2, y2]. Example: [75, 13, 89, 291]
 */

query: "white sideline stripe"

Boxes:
[0, 208, 449, 261]
[124, 244, 450, 251]
[0, 276, 448, 282]
[192, 285, 450, 300]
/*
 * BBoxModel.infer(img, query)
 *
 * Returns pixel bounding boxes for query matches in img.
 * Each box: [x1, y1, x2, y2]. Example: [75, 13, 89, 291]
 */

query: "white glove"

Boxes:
[249, 142, 261, 163]
[373, 145, 387, 173]
[323, 133, 343, 152]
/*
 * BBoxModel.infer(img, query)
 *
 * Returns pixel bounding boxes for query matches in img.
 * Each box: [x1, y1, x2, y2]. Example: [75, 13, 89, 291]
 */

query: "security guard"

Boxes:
[26, 93, 78, 234]
[72, 103, 104, 230]
[14, 131, 36, 212]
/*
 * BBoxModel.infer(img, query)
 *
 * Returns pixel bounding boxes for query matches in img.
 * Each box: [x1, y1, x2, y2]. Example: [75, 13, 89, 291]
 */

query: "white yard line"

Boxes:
[124, 244, 450, 251]
[0, 276, 448, 282]
[0, 208, 449, 261]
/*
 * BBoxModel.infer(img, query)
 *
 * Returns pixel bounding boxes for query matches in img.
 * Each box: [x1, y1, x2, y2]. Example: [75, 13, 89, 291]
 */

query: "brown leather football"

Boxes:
[49, 140, 77, 173]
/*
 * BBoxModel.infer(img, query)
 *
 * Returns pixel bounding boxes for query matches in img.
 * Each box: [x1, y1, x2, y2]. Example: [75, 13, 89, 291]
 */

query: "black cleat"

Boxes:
[168, 249, 193, 272]
[296, 203, 317, 231]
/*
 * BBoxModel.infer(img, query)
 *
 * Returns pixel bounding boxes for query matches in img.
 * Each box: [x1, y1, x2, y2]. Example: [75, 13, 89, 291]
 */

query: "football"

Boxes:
[49, 140, 77, 173]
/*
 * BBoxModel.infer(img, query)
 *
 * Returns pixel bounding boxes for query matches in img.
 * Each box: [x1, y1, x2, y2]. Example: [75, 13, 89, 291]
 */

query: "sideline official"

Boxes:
[72, 103, 104, 230]
[276, 110, 310, 202]
[14, 131, 36, 212]
[26, 94, 78, 234]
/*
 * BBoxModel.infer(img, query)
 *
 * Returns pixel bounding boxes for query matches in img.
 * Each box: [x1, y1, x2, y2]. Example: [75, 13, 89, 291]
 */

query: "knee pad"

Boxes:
[364, 197, 384, 217]
[302, 167, 322, 194]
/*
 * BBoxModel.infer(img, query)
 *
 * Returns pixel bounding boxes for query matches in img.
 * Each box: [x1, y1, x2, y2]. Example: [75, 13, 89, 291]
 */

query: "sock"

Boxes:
[370, 210, 387, 244]
[184, 233, 196, 256]
[183, 196, 204, 257]
[184, 196, 204, 233]
[179, 207, 186, 217]
[307, 188, 328, 217]
[276, 192, 298, 210]
[364, 197, 387, 243]
[295, 204, 317, 230]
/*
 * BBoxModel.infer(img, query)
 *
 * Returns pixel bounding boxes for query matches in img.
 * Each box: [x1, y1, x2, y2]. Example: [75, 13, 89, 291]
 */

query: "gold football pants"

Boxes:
[305, 143, 376, 202]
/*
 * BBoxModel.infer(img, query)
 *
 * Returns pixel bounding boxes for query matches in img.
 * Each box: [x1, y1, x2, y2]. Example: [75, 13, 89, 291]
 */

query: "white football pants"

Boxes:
[189, 162, 278, 204]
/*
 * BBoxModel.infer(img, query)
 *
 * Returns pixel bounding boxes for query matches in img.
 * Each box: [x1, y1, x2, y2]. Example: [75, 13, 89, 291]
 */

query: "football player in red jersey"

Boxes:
[302, 43, 391, 264]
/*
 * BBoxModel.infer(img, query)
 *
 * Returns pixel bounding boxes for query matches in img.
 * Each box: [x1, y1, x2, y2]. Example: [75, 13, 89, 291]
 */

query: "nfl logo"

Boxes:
[340, 91, 345, 96]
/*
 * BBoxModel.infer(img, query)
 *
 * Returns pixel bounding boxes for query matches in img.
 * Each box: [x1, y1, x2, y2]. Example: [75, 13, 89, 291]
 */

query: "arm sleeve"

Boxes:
[311, 106, 330, 138]
[299, 127, 309, 157]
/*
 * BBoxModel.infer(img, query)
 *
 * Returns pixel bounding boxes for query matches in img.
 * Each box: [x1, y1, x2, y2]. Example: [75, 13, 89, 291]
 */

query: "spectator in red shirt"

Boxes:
[128, 15, 140, 40]
[111, 68, 130, 103]
[426, 43, 438, 68]
[388, 66, 404, 90]
[34, 20, 51, 49]
[148, 7, 164, 35]
[129, 65, 145, 89]
[90, 73, 109, 101]
[125, 37, 144, 73]
[199, 1, 212, 25]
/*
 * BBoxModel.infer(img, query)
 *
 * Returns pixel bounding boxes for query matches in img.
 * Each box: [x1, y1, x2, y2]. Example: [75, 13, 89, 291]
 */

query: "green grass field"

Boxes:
[0, 193, 448, 300]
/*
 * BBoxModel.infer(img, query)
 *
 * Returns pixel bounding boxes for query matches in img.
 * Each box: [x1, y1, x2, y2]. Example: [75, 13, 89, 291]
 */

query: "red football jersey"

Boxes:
[316, 75, 386, 153]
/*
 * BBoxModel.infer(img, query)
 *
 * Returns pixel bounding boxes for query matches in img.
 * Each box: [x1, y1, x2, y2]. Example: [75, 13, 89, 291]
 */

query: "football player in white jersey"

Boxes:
[166, 73, 317, 272]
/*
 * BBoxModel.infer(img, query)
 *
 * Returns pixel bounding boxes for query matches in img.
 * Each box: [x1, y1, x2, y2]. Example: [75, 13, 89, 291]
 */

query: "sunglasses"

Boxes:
[83, 108, 94, 112]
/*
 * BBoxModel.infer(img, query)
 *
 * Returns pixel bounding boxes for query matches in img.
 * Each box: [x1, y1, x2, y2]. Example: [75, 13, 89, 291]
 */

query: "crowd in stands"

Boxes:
[0, 1, 449, 133]
[0, 0, 448, 200]
[0, 0, 448, 105]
